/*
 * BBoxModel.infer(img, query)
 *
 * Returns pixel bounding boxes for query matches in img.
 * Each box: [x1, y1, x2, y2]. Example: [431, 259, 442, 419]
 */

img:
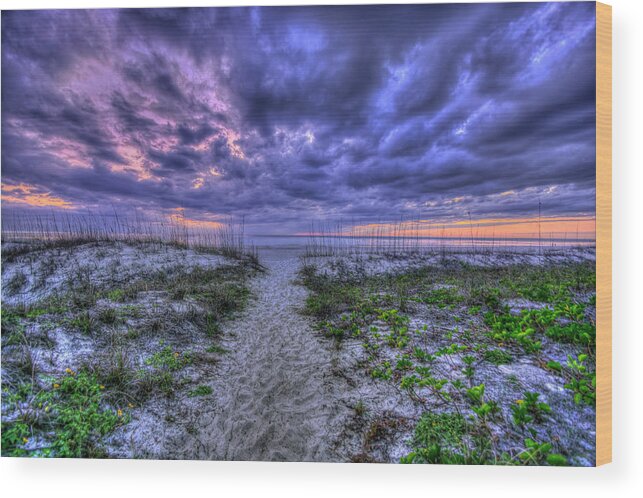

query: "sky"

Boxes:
[1, 3, 597, 238]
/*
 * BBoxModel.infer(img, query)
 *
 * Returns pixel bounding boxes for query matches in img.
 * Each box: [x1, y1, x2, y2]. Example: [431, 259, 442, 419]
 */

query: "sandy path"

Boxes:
[198, 248, 343, 461]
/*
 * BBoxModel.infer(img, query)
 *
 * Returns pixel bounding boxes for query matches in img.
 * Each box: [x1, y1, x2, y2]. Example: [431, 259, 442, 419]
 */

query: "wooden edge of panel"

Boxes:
[595, 1, 612, 467]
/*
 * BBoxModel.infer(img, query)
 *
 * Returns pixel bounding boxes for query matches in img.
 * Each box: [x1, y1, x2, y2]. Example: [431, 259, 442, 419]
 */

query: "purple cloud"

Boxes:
[1, 3, 596, 233]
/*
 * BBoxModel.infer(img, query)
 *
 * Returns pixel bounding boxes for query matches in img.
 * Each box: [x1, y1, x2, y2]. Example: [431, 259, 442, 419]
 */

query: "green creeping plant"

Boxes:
[413, 347, 435, 363]
[514, 438, 568, 466]
[451, 379, 465, 390]
[554, 301, 587, 322]
[484, 296, 594, 352]
[319, 320, 347, 339]
[523, 392, 552, 421]
[483, 348, 513, 365]
[462, 355, 476, 379]
[413, 324, 429, 337]
[371, 361, 393, 381]
[468, 305, 482, 315]
[188, 385, 213, 397]
[2, 371, 125, 458]
[466, 383, 486, 405]
[565, 354, 596, 405]
[546, 453, 569, 466]
[145, 345, 192, 371]
[400, 375, 418, 391]
[472, 400, 500, 421]
[546, 360, 563, 372]
[1, 419, 31, 457]
[386, 328, 410, 349]
[377, 308, 410, 328]
[106, 288, 125, 302]
[401, 368, 450, 401]
[515, 282, 566, 303]
[502, 263, 595, 305]
[400, 412, 472, 465]
[395, 355, 414, 371]
[484, 309, 545, 354]
[545, 322, 595, 346]
[511, 392, 551, 427]
[511, 401, 533, 427]
[484, 311, 529, 350]
[402, 410, 506, 465]
[421, 288, 464, 307]
[470, 286, 501, 309]
[435, 343, 467, 357]
[48, 371, 124, 458]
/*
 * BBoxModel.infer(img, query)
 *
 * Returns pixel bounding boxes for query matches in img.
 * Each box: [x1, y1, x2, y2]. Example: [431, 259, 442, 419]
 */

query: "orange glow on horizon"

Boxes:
[301, 215, 596, 240]
[167, 213, 225, 230]
[1, 183, 75, 209]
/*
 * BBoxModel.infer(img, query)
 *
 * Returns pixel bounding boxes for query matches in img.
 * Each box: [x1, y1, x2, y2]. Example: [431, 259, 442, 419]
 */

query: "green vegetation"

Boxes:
[421, 287, 464, 307]
[354, 400, 367, 417]
[145, 345, 192, 371]
[206, 344, 229, 354]
[2, 242, 260, 458]
[1, 371, 125, 458]
[300, 258, 595, 465]
[565, 354, 596, 405]
[400, 412, 473, 464]
[484, 348, 513, 365]
[136, 344, 193, 396]
[400, 388, 564, 465]
[98, 308, 118, 325]
[107, 289, 125, 302]
[516, 439, 568, 466]
[69, 311, 94, 335]
[485, 299, 594, 354]
[545, 322, 595, 346]
[188, 385, 213, 397]
[511, 392, 552, 427]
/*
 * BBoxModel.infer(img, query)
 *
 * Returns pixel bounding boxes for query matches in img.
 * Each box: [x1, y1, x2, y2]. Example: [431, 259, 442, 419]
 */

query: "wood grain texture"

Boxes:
[595, 1, 612, 467]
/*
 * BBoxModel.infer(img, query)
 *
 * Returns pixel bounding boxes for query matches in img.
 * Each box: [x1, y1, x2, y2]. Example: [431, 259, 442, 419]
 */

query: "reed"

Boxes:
[303, 219, 594, 258]
[1, 210, 257, 261]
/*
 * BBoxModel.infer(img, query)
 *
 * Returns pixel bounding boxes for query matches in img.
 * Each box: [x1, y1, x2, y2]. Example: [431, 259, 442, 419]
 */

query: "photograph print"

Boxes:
[1, 2, 603, 465]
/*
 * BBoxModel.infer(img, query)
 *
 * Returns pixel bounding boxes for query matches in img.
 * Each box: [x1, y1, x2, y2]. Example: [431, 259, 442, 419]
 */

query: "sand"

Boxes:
[2, 242, 597, 463]
[107, 247, 413, 461]
[1, 241, 227, 307]
[181, 248, 344, 461]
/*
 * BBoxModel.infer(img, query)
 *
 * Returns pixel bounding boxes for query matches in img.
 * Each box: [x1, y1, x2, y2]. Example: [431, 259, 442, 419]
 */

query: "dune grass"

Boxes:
[303, 220, 594, 258]
[2, 211, 259, 265]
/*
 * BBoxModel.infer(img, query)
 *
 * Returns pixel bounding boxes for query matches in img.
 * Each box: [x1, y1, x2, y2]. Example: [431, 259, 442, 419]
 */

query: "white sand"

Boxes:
[310, 247, 596, 279]
[1, 241, 227, 307]
[2, 243, 596, 462]
[114, 248, 417, 461]
[154, 248, 347, 461]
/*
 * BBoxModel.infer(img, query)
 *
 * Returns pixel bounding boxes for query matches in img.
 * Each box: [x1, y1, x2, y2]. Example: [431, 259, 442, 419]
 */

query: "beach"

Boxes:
[1, 239, 596, 464]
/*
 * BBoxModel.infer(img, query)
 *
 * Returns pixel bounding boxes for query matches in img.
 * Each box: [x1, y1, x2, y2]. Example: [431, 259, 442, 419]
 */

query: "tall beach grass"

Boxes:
[303, 219, 595, 258]
[1, 211, 257, 262]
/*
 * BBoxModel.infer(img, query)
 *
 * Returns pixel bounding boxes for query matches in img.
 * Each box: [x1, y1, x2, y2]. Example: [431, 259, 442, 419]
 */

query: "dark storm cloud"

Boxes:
[110, 92, 157, 133]
[177, 123, 216, 146]
[1, 3, 597, 232]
